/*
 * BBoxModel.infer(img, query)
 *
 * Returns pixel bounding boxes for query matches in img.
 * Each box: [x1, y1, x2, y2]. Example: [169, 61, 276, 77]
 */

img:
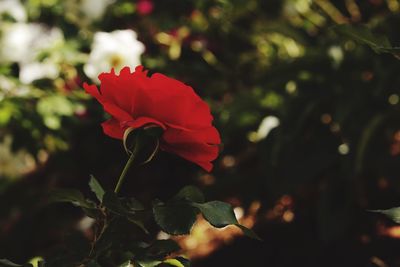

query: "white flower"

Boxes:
[0, 23, 64, 83]
[0, 0, 26, 22]
[0, 23, 63, 63]
[19, 61, 60, 84]
[84, 30, 145, 82]
[80, 0, 115, 20]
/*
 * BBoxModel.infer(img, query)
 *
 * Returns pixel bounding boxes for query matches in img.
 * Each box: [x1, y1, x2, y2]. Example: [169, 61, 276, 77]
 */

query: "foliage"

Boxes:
[44, 174, 255, 266]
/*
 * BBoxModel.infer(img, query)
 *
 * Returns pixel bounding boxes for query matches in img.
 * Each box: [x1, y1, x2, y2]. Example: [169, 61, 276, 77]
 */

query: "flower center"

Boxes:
[110, 54, 123, 68]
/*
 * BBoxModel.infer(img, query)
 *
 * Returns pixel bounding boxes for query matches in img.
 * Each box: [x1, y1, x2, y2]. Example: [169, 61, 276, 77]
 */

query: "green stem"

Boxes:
[114, 148, 137, 194]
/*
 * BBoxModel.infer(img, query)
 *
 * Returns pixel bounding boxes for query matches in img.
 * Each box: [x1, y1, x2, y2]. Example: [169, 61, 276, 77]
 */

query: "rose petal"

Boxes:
[160, 142, 219, 172]
[138, 73, 214, 129]
[84, 82, 132, 122]
[102, 118, 124, 139]
[161, 126, 220, 171]
[98, 67, 150, 116]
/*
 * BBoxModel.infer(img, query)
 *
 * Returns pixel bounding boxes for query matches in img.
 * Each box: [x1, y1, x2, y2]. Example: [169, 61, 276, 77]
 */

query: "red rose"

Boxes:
[83, 66, 220, 171]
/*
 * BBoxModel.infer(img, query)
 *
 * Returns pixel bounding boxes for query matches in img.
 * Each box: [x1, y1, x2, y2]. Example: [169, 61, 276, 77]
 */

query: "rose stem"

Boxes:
[114, 143, 139, 194]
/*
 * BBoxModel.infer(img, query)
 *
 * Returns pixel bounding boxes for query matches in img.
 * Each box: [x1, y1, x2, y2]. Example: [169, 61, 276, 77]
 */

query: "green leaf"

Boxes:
[334, 24, 400, 57]
[125, 197, 145, 211]
[0, 259, 23, 267]
[153, 195, 259, 239]
[173, 257, 190, 267]
[173, 186, 205, 203]
[135, 260, 162, 267]
[102, 191, 131, 216]
[191, 201, 238, 227]
[126, 217, 149, 234]
[87, 261, 102, 267]
[118, 261, 132, 267]
[368, 207, 400, 223]
[89, 175, 105, 202]
[48, 189, 95, 209]
[146, 240, 181, 259]
[92, 218, 120, 255]
[163, 257, 190, 267]
[235, 224, 262, 241]
[102, 192, 148, 233]
[153, 201, 198, 235]
[192, 201, 261, 240]
[162, 259, 185, 267]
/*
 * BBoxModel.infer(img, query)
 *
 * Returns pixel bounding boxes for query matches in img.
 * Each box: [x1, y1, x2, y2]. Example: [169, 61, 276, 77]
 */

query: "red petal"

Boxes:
[160, 142, 219, 172]
[83, 82, 132, 123]
[101, 118, 124, 139]
[98, 66, 150, 116]
[161, 126, 220, 171]
[83, 82, 102, 99]
[138, 73, 214, 129]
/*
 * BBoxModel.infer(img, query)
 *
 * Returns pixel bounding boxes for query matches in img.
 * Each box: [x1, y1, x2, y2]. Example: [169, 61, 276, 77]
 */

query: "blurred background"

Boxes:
[1, 0, 400, 266]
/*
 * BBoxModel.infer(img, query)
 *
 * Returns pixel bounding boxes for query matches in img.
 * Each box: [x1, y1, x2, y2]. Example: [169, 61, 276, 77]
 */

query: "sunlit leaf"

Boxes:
[0, 102, 17, 126]
[192, 201, 261, 240]
[368, 207, 400, 223]
[28, 257, 44, 267]
[169, 257, 190, 267]
[118, 260, 132, 267]
[162, 259, 185, 267]
[135, 260, 161, 267]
